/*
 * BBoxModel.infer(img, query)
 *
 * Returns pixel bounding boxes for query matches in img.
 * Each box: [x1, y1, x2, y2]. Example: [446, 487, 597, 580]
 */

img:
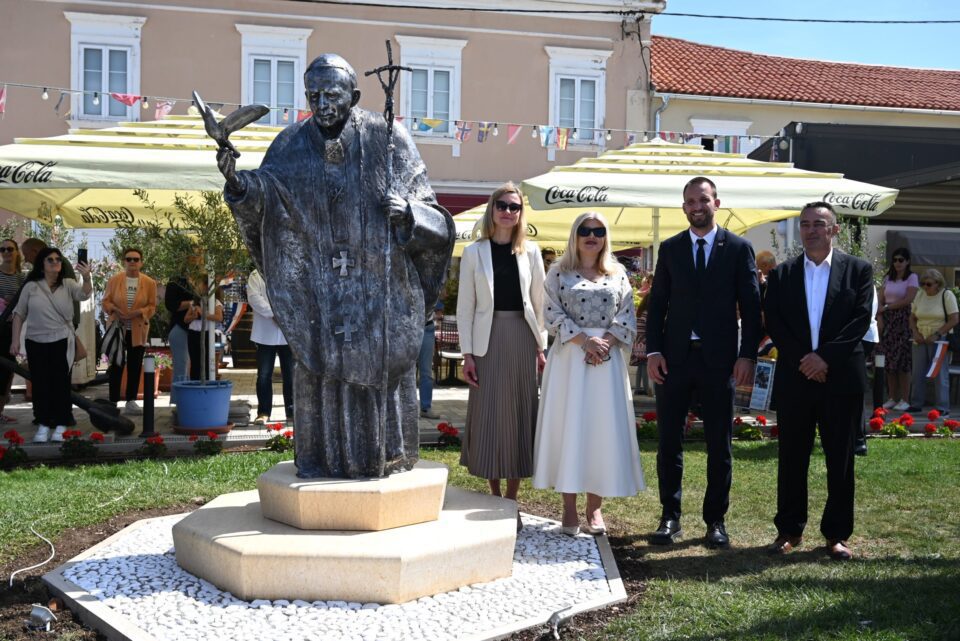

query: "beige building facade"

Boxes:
[647, 36, 960, 274]
[1, 0, 664, 223]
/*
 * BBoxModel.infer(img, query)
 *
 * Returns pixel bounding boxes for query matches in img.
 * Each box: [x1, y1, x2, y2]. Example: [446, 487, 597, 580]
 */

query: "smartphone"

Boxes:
[77, 247, 88, 266]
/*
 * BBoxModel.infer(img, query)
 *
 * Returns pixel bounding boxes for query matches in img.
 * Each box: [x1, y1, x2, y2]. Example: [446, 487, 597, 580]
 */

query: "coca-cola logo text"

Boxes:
[79, 206, 136, 225]
[544, 185, 609, 205]
[0, 161, 57, 185]
[822, 192, 882, 212]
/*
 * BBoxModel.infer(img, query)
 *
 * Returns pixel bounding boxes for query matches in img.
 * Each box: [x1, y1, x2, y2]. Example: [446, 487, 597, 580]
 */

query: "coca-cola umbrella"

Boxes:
[516, 137, 899, 263]
[0, 115, 273, 227]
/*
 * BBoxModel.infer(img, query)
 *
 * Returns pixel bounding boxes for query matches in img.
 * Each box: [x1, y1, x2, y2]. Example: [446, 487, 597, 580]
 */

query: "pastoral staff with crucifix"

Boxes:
[214, 53, 455, 479]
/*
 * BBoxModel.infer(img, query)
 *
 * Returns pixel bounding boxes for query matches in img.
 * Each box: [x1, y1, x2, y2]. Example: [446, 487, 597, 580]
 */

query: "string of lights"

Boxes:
[0, 80, 780, 142]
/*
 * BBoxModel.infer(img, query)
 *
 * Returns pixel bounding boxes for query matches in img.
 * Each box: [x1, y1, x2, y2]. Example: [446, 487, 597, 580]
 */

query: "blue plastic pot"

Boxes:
[173, 380, 233, 428]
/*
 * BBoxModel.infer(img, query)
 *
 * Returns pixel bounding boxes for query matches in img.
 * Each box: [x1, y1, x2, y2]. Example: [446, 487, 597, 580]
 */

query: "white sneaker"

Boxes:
[50, 425, 67, 442]
[882, 399, 897, 410]
[893, 400, 910, 411]
[124, 400, 143, 416]
[32, 425, 51, 443]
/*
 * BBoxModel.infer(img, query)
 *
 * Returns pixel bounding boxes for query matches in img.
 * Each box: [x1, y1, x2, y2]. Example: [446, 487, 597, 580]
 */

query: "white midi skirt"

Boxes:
[532, 329, 646, 497]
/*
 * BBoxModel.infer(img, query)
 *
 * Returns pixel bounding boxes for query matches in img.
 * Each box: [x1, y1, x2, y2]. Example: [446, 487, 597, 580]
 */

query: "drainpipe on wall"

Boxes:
[653, 94, 670, 137]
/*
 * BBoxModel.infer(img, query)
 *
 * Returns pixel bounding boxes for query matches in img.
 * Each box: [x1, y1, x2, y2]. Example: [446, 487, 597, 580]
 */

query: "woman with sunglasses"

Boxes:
[877, 248, 918, 411]
[102, 248, 157, 416]
[9, 247, 91, 442]
[533, 212, 644, 536]
[458, 182, 547, 524]
[0, 239, 24, 423]
[907, 269, 958, 415]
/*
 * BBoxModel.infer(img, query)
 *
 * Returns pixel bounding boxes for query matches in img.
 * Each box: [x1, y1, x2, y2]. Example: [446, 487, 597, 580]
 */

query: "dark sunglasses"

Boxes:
[577, 226, 607, 238]
[892, 257, 907, 263]
[0, 247, 15, 254]
[494, 200, 522, 213]
[45, 256, 62, 264]
[922, 281, 938, 287]
[125, 256, 142, 263]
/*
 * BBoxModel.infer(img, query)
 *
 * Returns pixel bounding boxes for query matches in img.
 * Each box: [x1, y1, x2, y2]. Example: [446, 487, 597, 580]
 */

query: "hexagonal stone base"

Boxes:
[172, 487, 517, 604]
[257, 460, 448, 531]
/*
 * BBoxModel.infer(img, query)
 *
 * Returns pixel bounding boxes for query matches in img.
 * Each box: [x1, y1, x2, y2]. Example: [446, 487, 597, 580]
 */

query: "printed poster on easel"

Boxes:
[748, 358, 776, 411]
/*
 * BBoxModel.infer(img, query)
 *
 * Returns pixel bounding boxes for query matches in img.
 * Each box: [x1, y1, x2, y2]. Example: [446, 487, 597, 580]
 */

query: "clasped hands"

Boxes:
[580, 335, 611, 366]
[799, 352, 828, 383]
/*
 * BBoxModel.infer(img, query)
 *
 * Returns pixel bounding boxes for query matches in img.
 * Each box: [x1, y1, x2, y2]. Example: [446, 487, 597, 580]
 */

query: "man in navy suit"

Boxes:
[763, 202, 873, 561]
[646, 177, 762, 548]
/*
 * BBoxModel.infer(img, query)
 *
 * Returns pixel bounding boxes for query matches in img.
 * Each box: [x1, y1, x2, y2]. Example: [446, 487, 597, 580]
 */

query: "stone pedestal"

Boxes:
[257, 460, 448, 531]
[172, 486, 517, 604]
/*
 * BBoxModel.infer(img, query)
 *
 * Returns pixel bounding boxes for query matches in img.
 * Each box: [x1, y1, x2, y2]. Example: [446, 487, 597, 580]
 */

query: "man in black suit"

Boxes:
[763, 202, 873, 561]
[646, 176, 762, 548]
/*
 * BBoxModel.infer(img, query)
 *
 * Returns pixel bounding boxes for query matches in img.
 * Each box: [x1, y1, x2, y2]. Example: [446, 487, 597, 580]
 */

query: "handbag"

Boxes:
[940, 290, 960, 352]
[102, 319, 126, 368]
[38, 282, 88, 363]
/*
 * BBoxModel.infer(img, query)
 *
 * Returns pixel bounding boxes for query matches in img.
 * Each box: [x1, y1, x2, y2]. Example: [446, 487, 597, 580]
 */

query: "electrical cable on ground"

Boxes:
[7, 479, 148, 587]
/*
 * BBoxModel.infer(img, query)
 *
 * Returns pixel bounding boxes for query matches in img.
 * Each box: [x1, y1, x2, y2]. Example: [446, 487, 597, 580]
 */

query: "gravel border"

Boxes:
[45, 512, 625, 641]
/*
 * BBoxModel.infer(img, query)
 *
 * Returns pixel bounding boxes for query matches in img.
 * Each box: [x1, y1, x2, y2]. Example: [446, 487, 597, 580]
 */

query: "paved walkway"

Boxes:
[6, 364, 956, 461]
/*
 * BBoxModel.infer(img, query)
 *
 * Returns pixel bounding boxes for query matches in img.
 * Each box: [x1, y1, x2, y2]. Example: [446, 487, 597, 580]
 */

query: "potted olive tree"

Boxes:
[124, 189, 249, 432]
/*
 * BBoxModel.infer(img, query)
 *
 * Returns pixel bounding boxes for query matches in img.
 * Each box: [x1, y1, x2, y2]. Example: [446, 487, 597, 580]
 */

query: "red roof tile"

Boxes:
[651, 36, 960, 112]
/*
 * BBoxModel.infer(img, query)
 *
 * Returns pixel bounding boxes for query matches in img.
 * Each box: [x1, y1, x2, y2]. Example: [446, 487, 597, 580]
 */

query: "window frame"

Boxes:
[236, 24, 312, 127]
[546, 46, 611, 157]
[396, 35, 467, 156]
[66, 12, 145, 127]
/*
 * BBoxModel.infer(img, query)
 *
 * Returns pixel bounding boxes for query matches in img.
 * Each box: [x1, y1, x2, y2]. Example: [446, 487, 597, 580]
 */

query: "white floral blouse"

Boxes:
[544, 264, 636, 346]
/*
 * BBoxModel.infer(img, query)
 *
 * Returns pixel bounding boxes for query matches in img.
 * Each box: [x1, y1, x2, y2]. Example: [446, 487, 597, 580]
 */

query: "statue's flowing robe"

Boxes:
[225, 109, 455, 478]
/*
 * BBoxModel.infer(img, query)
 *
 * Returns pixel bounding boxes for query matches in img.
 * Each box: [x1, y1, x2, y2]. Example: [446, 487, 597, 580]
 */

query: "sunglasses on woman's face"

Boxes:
[893, 257, 906, 263]
[922, 281, 938, 288]
[0, 247, 15, 254]
[577, 226, 607, 238]
[45, 256, 62, 264]
[125, 256, 141, 263]
[494, 200, 522, 213]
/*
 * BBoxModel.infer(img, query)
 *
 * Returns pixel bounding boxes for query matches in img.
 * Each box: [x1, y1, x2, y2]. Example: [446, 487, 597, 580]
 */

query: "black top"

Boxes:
[164, 278, 193, 333]
[491, 240, 523, 311]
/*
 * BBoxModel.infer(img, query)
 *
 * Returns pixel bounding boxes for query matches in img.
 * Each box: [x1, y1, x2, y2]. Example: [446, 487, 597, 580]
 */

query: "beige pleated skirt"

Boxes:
[460, 311, 540, 479]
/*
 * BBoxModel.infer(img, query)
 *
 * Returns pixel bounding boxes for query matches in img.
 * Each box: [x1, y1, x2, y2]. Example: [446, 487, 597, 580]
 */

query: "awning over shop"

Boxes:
[886, 230, 960, 266]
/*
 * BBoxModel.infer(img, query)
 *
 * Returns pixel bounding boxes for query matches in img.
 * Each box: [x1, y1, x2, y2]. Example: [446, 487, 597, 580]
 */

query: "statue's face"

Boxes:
[305, 68, 359, 130]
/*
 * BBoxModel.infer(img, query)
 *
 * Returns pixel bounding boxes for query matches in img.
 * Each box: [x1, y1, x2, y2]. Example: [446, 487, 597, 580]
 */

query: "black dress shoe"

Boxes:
[854, 441, 868, 456]
[651, 518, 682, 545]
[705, 521, 730, 549]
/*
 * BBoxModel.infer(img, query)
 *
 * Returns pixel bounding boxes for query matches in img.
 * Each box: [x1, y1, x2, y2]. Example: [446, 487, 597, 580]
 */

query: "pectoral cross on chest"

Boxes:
[332, 251, 355, 276]
[335, 318, 355, 343]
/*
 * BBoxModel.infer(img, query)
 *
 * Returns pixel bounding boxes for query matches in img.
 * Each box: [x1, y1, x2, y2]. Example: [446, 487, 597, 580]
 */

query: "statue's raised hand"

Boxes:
[217, 147, 242, 191]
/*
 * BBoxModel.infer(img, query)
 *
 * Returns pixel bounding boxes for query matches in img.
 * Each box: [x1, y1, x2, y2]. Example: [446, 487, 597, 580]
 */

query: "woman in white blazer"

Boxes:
[458, 182, 547, 523]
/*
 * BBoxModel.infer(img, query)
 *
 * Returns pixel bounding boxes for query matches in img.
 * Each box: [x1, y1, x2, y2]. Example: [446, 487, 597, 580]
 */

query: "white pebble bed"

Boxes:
[62, 514, 614, 641]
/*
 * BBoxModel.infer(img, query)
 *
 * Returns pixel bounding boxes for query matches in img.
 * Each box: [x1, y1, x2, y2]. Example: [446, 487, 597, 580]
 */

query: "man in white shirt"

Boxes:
[246, 270, 293, 424]
[763, 202, 873, 561]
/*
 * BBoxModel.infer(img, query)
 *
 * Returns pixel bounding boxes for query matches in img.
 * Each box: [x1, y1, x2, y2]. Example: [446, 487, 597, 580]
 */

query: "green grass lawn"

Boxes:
[2, 440, 958, 640]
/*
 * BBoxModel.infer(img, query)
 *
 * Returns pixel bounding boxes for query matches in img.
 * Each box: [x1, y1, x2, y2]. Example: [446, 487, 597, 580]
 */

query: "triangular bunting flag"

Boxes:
[539, 126, 556, 148]
[626, 133, 637, 145]
[0, 85, 6, 119]
[110, 92, 141, 107]
[926, 341, 950, 378]
[418, 118, 443, 131]
[507, 124, 523, 144]
[395, 116, 404, 123]
[556, 127, 571, 151]
[476, 121, 492, 143]
[297, 109, 312, 122]
[455, 121, 472, 142]
[154, 99, 175, 120]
